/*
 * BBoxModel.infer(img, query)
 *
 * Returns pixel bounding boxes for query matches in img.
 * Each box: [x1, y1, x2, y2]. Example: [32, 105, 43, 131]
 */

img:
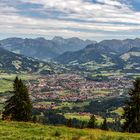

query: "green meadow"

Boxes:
[64, 113, 114, 125]
[0, 121, 140, 140]
[0, 73, 39, 93]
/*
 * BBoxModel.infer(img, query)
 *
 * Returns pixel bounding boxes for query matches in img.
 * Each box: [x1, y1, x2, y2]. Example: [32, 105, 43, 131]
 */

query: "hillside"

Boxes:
[54, 44, 115, 64]
[0, 121, 140, 140]
[1, 37, 140, 74]
[0, 47, 54, 74]
[99, 38, 140, 54]
[55, 40, 140, 74]
[0, 37, 95, 60]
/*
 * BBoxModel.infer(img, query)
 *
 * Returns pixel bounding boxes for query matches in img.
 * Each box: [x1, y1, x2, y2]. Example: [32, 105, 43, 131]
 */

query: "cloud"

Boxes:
[96, 0, 122, 6]
[0, 0, 140, 40]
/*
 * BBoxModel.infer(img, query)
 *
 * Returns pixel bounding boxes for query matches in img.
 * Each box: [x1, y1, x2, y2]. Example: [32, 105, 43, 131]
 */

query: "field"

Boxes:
[0, 73, 39, 93]
[0, 121, 140, 140]
[64, 113, 114, 125]
[111, 107, 124, 116]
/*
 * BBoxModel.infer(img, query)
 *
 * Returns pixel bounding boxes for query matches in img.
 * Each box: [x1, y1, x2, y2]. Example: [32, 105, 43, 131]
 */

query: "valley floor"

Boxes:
[0, 121, 140, 140]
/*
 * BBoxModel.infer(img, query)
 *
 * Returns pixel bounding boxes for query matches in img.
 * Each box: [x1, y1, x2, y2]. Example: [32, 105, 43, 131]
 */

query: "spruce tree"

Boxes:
[123, 78, 140, 133]
[32, 115, 37, 123]
[66, 119, 72, 127]
[101, 118, 108, 130]
[2, 77, 32, 122]
[87, 115, 96, 128]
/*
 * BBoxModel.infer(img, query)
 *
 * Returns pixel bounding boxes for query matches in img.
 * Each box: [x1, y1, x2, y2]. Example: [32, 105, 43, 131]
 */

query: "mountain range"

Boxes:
[0, 46, 59, 74]
[55, 38, 140, 73]
[0, 37, 140, 74]
[0, 37, 96, 60]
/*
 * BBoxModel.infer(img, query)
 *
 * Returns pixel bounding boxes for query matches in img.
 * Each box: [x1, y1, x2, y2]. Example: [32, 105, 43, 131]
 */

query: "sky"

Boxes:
[0, 0, 140, 41]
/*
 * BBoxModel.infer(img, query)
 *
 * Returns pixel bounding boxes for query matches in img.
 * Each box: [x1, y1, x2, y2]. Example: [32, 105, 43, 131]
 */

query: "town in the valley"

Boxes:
[0, 73, 133, 111]
[25, 74, 133, 110]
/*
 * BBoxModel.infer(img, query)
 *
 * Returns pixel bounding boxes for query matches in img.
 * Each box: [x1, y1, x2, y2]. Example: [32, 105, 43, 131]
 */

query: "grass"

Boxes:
[0, 79, 13, 93]
[0, 73, 39, 80]
[0, 73, 39, 93]
[64, 113, 114, 125]
[0, 121, 140, 140]
[54, 101, 90, 110]
[64, 113, 90, 122]
[81, 60, 115, 71]
[91, 72, 123, 77]
[111, 107, 124, 116]
[93, 89, 111, 94]
[121, 52, 140, 61]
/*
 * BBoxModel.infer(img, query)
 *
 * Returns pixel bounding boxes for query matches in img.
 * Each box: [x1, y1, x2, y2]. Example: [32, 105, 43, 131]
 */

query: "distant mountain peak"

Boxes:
[0, 47, 54, 74]
[35, 37, 46, 41]
[52, 36, 64, 41]
[0, 36, 95, 60]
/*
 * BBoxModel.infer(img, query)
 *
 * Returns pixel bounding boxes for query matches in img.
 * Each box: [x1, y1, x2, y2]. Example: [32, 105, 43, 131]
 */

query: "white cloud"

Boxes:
[96, 0, 122, 6]
[16, 0, 140, 25]
[0, 0, 140, 40]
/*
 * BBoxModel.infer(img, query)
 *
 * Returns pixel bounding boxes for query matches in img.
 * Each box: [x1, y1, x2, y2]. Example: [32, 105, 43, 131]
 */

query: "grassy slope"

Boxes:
[64, 113, 114, 125]
[0, 121, 140, 140]
[0, 73, 39, 93]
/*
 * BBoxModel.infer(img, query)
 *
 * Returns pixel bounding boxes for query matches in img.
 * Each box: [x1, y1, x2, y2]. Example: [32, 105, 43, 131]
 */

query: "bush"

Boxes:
[54, 131, 61, 137]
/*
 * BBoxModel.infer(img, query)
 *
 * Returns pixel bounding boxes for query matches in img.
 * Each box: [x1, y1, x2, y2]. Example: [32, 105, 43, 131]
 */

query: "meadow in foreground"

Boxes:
[0, 121, 140, 140]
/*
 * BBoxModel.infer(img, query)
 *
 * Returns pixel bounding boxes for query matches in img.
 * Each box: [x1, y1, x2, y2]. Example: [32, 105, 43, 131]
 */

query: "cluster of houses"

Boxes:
[26, 74, 132, 109]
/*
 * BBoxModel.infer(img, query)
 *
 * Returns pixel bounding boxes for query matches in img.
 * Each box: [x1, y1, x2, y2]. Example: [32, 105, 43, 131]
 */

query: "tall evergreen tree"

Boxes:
[2, 77, 32, 122]
[66, 119, 72, 127]
[123, 78, 140, 133]
[87, 115, 96, 128]
[101, 118, 108, 130]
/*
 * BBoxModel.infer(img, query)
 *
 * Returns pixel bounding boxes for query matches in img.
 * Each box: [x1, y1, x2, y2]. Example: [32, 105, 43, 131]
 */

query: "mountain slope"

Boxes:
[0, 47, 54, 74]
[54, 39, 140, 73]
[52, 36, 96, 53]
[0, 38, 59, 60]
[54, 44, 120, 64]
[99, 38, 140, 54]
[55, 38, 140, 64]
[0, 37, 95, 60]
[120, 47, 140, 73]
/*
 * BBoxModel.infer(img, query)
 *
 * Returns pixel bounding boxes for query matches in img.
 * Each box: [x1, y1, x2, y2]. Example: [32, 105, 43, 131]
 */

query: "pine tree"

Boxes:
[123, 78, 140, 133]
[66, 119, 72, 127]
[32, 115, 37, 123]
[87, 115, 96, 128]
[101, 118, 108, 130]
[2, 77, 32, 122]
